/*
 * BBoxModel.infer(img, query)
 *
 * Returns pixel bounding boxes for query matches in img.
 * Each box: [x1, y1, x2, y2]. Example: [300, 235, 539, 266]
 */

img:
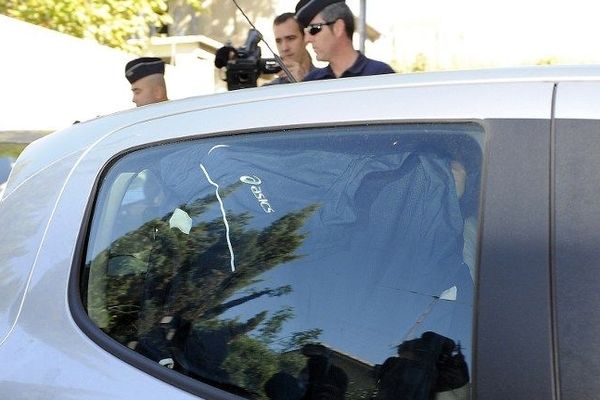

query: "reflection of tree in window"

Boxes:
[89, 182, 321, 396]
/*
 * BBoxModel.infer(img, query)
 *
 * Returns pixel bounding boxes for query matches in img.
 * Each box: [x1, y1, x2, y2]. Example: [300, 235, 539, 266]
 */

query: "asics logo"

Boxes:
[240, 175, 274, 213]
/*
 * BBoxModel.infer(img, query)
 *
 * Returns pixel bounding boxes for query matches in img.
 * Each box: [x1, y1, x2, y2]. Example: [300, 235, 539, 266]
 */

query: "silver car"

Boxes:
[2, 66, 600, 399]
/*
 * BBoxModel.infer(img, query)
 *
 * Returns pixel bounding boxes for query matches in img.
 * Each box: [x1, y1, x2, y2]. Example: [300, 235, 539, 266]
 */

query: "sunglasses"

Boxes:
[305, 20, 336, 35]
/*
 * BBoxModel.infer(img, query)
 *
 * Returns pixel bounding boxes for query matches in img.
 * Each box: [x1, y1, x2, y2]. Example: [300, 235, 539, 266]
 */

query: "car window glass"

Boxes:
[83, 123, 485, 399]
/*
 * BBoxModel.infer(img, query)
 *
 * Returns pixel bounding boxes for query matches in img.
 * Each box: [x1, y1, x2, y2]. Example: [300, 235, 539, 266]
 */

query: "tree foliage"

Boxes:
[86, 180, 325, 397]
[0, 0, 203, 52]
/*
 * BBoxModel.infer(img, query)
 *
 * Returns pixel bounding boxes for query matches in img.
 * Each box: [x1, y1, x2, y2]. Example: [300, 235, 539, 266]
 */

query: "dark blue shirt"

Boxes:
[303, 51, 395, 81]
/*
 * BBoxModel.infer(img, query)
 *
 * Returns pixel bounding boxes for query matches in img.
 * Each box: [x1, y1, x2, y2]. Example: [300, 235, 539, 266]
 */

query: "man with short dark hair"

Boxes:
[295, 0, 394, 80]
[125, 57, 169, 107]
[266, 12, 315, 85]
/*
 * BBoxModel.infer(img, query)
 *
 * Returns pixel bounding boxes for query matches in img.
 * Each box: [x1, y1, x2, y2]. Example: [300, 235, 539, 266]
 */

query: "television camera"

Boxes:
[214, 29, 282, 90]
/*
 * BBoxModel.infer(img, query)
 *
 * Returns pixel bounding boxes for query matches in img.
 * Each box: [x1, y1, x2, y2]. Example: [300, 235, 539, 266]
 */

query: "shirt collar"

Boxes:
[324, 51, 367, 78]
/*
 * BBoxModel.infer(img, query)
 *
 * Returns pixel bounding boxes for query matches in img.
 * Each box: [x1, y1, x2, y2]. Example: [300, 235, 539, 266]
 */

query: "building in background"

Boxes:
[129, 33, 223, 96]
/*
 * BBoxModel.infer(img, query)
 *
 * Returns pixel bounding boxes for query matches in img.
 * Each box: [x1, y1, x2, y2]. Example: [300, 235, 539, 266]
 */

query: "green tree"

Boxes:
[0, 0, 203, 52]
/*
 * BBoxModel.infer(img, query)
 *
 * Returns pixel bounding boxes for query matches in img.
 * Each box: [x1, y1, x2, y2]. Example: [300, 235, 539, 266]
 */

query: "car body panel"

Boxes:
[474, 119, 554, 399]
[553, 117, 600, 399]
[555, 81, 600, 119]
[0, 150, 84, 344]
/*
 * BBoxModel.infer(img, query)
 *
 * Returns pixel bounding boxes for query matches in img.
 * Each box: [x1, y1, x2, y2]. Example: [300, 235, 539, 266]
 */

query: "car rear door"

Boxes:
[71, 80, 556, 399]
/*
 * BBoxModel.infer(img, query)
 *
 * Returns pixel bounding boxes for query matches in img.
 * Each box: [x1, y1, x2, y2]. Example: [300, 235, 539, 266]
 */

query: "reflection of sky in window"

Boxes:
[201, 130, 483, 370]
[219, 216, 474, 368]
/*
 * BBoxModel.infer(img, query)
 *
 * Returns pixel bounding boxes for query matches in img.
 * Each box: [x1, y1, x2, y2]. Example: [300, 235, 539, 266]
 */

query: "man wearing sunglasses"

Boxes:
[265, 12, 316, 85]
[295, 0, 394, 81]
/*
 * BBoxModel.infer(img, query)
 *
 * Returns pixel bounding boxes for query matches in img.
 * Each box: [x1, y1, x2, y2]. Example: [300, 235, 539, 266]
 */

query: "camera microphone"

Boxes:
[214, 45, 237, 69]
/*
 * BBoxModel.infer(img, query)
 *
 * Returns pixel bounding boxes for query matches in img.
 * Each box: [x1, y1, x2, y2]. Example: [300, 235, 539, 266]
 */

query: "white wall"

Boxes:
[0, 14, 134, 131]
[0, 15, 214, 132]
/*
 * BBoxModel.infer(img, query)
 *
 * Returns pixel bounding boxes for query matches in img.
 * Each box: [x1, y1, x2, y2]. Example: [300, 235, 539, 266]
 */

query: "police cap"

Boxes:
[295, 0, 345, 27]
[125, 57, 165, 84]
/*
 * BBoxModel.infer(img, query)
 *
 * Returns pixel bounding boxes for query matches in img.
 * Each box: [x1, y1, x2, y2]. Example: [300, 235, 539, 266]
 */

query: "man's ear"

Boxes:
[153, 86, 163, 101]
[332, 19, 345, 37]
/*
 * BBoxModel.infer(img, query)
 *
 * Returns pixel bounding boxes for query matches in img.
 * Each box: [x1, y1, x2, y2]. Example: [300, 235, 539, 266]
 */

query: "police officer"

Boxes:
[125, 57, 169, 107]
[295, 0, 395, 80]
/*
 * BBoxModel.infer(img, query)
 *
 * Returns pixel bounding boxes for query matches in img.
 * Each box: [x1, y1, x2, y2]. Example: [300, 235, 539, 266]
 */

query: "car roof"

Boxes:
[5, 64, 600, 197]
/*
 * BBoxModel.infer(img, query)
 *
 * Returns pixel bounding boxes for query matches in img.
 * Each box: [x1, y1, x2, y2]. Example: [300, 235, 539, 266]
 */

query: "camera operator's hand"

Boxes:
[278, 59, 310, 82]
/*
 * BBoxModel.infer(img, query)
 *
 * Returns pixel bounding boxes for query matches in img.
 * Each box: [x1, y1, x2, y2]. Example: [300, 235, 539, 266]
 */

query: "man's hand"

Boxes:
[278, 60, 309, 82]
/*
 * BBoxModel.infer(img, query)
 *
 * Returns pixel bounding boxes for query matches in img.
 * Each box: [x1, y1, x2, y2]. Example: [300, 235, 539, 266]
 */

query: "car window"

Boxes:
[82, 123, 485, 399]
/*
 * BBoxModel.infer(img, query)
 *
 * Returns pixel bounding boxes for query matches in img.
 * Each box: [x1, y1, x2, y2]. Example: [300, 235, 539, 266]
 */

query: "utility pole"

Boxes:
[358, 0, 366, 54]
